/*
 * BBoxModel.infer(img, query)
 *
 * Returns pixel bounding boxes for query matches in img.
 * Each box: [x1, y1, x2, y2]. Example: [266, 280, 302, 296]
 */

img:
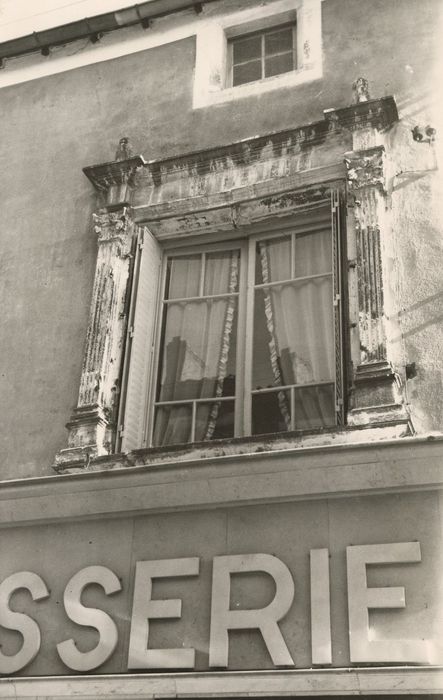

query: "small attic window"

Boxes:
[228, 23, 297, 87]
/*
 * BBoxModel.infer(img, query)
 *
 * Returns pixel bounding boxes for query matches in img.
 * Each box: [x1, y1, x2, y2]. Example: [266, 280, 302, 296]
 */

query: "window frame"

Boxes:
[192, 0, 322, 109]
[145, 194, 345, 448]
[147, 238, 249, 445]
[227, 22, 297, 88]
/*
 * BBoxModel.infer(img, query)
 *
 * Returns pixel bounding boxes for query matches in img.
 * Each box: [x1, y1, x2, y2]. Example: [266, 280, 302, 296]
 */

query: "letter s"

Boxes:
[57, 565, 121, 672]
[0, 571, 49, 674]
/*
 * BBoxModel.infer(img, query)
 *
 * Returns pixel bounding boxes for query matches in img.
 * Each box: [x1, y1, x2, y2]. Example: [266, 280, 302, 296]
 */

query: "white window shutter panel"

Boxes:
[120, 226, 162, 452]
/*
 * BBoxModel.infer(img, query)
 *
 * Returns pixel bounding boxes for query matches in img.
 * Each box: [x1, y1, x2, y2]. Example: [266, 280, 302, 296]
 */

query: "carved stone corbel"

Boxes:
[83, 154, 146, 208]
[345, 146, 407, 426]
[54, 207, 136, 470]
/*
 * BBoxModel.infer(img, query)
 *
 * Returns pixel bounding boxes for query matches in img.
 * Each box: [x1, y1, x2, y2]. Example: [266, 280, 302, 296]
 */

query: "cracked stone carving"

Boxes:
[54, 207, 137, 469]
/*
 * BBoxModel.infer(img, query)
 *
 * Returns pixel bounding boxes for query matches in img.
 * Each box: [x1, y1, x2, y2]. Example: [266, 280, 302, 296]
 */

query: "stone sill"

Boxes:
[55, 420, 413, 475]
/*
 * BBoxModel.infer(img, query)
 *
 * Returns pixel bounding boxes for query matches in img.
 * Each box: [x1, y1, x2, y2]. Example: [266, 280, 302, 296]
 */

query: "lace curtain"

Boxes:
[153, 251, 238, 446]
[256, 228, 335, 431]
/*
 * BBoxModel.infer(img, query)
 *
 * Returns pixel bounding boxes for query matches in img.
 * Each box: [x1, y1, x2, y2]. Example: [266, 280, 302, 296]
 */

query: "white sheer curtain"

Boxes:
[257, 228, 334, 430]
[153, 252, 238, 446]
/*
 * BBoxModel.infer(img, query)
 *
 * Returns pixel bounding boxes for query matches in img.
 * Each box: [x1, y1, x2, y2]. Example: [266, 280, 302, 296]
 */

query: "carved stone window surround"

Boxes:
[53, 95, 408, 472]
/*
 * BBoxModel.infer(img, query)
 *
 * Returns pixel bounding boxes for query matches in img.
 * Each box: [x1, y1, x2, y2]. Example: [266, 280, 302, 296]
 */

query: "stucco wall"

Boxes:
[0, 0, 442, 478]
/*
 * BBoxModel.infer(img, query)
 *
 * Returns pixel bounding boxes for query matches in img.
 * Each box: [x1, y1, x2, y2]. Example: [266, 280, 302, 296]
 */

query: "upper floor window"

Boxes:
[229, 24, 297, 87]
[145, 198, 344, 448]
[192, 0, 322, 109]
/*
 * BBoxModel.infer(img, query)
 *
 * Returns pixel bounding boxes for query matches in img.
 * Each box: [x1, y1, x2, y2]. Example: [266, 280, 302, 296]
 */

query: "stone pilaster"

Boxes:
[54, 208, 136, 470]
[345, 146, 407, 426]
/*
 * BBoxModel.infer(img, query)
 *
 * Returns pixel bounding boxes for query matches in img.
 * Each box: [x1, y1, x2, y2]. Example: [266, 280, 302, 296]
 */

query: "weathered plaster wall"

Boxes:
[0, 0, 442, 477]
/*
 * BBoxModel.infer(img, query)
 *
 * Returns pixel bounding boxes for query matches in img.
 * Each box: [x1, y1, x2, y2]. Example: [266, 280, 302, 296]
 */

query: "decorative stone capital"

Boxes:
[83, 155, 146, 207]
[344, 146, 386, 193]
[92, 207, 134, 256]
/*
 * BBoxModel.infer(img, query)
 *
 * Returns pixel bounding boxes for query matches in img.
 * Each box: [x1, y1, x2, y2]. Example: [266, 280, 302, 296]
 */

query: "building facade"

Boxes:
[0, 0, 442, 697]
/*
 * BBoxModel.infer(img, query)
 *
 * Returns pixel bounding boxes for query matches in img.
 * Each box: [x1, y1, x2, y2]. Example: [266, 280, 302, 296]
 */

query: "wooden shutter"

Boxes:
[119, 226, 162, 452]
[331, 187, 345, 425]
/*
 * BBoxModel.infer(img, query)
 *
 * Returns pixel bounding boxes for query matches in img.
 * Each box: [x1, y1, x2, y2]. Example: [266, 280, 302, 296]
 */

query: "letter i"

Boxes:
[310, 549, 332, 665]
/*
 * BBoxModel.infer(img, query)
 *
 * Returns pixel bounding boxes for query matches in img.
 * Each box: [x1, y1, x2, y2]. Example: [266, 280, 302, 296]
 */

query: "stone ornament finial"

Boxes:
[115, 136, 133, 161]
[352, 77, 370, 104]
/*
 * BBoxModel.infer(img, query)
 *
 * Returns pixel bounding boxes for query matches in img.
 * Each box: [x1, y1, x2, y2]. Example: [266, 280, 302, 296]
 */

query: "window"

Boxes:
[192, 0, 322, 108]
[229, 24, 297, 87]
[146, 198, 344, 448]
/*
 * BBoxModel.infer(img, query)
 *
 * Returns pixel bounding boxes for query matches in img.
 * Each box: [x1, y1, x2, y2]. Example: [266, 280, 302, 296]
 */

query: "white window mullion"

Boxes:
[242, 237, 256, 436]
[331, 188, 345, 425]
[191, 401, 197, 442]
[292, 23, 297, 70]
[199, 252, 206, 297]
[261, 33, 265, 79]
[234, 241, 248, 437]
[290, 387, 295, 431]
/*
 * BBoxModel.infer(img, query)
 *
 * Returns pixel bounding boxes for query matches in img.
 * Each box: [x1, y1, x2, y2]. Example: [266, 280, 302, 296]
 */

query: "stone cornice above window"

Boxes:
[83, 155, 146, 207]
[128, 96, 397, 237]
[80, 96, 397, 218]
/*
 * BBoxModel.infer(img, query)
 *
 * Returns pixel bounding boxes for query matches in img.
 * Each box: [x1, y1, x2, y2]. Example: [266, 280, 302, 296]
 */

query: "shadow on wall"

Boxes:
[389, 289, 443, 342]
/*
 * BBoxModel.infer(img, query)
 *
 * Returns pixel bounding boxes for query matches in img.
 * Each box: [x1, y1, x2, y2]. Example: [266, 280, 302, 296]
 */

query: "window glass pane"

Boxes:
[264, 52, 294, 78]
[166, 255, 200, 299]
[264, 27, 293, 55]
[253, 277, 334, 390]
[256, 236, 291, 284]
[294, 228, 332, 277]
[204, 250, 240, 295]
[232, 60, 262, 86]
[232, 35, 261, 63]
[253, 288, 287, 389]
[293, 384, 335, 430]
[153, 404, 192, 446]
[157, 297, 238, 401]
[252, 390, 291, 435]
[196, 400, 235, 441]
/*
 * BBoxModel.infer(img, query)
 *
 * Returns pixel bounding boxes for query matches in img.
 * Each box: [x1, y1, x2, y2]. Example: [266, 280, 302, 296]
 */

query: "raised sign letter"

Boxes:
[127, 557, 199, 670]
[209, 553, 294, 667]
[310, 548, 332, 665]
[0, 571, 49, 673]
[57, 565, 121, 671]
[347, 542, 429, 663]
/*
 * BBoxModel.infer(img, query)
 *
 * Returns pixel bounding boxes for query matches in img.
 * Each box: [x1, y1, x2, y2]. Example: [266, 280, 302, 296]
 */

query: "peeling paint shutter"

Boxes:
[119, 226, 162, 453]
[331, 187, 345, 425]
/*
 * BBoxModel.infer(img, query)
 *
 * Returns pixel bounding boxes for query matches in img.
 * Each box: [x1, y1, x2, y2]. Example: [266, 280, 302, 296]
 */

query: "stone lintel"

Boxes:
[141, 180, 342, 240]
[83, 155, 146, 207]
